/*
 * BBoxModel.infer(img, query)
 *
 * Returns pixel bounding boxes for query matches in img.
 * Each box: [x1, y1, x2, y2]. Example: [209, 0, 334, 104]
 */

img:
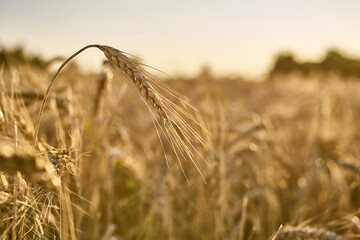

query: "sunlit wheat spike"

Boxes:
[34, 44, 208, 181]
[98, 45, 170, 123]
[98, 45, 207, 181]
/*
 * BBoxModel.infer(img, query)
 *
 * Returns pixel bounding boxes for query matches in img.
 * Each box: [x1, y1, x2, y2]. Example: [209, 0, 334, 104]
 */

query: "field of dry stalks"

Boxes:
[1, 48, 360, 240]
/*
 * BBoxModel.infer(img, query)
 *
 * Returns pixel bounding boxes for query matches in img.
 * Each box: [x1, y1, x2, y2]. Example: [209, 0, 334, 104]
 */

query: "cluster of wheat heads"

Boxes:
[0, 66, 65, 239]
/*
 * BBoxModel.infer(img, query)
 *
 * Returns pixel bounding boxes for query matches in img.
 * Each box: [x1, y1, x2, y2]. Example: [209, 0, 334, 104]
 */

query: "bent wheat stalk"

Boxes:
[33, 44, 207, 181]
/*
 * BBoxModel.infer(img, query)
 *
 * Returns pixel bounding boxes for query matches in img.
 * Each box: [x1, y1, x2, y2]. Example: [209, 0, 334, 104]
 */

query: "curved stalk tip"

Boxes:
[33, 44, 101, 147]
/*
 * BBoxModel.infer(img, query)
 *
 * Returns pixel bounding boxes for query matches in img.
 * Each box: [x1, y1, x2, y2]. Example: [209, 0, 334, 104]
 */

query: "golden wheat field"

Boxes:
[1, 45, 360, 240]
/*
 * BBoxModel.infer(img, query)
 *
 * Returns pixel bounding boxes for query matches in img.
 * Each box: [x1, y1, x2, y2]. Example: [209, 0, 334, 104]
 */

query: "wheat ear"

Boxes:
[34, 44, 207, 181]
[274, 225, 345, 240]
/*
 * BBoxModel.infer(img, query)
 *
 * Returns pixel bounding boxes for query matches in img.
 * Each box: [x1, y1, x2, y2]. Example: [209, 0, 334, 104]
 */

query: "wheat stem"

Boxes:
[33, 44, 101, 147]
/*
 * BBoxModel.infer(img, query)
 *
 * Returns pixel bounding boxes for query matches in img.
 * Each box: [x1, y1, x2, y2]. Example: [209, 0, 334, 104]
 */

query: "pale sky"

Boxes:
[1, 0, 359, 77]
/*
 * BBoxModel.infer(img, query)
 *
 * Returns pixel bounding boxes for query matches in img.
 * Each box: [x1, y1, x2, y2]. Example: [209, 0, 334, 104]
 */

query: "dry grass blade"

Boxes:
[0, 191, 11, 204]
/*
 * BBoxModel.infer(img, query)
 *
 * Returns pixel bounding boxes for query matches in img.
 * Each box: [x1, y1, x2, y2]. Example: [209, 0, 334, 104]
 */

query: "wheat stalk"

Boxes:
[33, 44, 207, 181]
[334, 158, 360, 175]
[93, 71, 112, 117]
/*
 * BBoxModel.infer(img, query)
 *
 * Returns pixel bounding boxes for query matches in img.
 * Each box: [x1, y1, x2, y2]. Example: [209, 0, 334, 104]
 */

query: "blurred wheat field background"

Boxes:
[1, 1, 360, 239]
[0, 44, 360, 240]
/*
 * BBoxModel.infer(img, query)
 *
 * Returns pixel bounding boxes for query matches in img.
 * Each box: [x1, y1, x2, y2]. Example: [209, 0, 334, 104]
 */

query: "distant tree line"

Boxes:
[1, 45, 359, 79]
[270, 49, 360, 78]
[0, 45, 47, 68]
[0, 45, 68, 70]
